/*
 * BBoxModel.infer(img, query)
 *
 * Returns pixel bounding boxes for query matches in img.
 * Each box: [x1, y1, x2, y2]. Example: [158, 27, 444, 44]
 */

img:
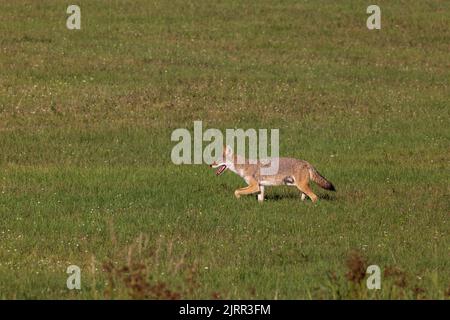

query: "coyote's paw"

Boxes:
[234, 191, 241, 199]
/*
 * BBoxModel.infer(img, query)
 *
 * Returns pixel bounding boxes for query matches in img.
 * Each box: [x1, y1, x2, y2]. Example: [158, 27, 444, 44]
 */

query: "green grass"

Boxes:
[0, 0, 449, 299]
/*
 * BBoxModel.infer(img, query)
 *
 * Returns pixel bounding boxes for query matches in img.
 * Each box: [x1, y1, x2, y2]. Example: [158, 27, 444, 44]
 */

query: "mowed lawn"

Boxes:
[0, 0, 448, 299]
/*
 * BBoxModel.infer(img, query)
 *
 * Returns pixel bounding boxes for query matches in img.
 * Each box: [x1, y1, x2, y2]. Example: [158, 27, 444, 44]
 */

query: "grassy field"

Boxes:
[0, 0, 449, 299]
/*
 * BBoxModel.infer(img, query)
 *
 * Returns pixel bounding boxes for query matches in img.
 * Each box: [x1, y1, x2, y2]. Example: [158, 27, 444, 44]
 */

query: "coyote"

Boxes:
[210, 145, 335, 202]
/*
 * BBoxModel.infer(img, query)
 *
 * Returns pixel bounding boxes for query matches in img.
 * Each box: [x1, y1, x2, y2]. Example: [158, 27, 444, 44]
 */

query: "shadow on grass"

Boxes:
[265, 192, 337, 201]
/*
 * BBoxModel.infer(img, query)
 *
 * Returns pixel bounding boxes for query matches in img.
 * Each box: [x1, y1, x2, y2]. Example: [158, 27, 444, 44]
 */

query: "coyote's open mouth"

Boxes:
[215, 165, 227, 176]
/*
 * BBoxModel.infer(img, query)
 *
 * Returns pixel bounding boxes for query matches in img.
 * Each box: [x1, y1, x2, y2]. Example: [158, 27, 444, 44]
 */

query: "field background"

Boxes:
[0, 0, 449, 299]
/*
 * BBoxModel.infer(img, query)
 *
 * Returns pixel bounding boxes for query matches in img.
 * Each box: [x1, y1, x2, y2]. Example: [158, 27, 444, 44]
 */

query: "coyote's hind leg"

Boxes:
[295, 178, 318, 203]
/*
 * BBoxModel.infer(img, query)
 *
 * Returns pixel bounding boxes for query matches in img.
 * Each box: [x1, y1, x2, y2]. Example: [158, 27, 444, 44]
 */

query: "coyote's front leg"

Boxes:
[257, 186, 265, 202]
[234, 179, 260, 199]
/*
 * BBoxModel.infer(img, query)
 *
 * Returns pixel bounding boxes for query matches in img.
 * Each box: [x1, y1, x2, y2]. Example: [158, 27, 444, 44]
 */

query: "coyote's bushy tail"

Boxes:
[309, 166, 336, 191]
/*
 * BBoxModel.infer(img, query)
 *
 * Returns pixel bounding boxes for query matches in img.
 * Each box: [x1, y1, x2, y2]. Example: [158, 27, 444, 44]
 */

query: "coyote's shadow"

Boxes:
[264, 192, 337, 201]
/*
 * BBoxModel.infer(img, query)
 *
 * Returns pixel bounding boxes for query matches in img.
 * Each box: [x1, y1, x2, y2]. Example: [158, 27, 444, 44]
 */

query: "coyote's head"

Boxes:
[209, 145, 234, 176]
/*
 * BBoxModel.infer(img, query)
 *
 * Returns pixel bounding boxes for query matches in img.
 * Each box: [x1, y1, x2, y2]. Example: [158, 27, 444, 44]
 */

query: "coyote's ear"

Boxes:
[224, 145, 233, 156]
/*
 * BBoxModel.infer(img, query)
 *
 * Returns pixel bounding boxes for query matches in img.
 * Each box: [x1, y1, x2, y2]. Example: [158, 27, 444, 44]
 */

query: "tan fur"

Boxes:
[211, 146, 335, 202]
